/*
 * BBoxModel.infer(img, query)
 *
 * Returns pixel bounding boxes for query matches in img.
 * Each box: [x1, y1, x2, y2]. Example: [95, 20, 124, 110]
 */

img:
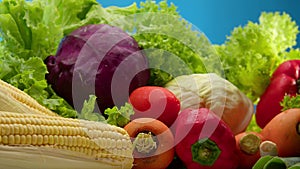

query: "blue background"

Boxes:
[99, 0, 300, 48]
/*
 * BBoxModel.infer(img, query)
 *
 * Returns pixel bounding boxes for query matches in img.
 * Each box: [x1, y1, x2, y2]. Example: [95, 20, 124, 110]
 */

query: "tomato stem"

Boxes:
[239, 133, 261, 155]
[191, 138, 221, 166]
[133, 132, 157, 154]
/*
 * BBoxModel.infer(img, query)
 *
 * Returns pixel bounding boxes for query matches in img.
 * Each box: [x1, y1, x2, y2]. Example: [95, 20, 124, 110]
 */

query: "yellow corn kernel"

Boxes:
[32, 134, 38, 145]
[15, 135, 21, 144]
[20, 135, 26, 144]
[26, 135, 32, 144]
[2, 135, 8, 144]
[0, 111, 134, 168]
[8, 135, 14, 145]
[0, 80, 59, 117]
[37, 135, 43, 145]
[48, 135, 54, 145]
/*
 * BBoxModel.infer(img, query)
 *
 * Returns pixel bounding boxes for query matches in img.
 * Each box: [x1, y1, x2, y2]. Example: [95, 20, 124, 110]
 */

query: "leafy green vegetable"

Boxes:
[1, 0, 59, 60]
[283, 48, 300, 60]
[0, 0, 222, 118]
[2, 0, 299, 123]
[0, 0, 106, 117]
[216, 12, 299, 102]
[280, 94, 300, 111]
[131, 0, 222, 86]
[77, 94, 134, 127]
[104, 103, 135, 127]
[78, 95, 106, 122]
[106, 0, 222, 86]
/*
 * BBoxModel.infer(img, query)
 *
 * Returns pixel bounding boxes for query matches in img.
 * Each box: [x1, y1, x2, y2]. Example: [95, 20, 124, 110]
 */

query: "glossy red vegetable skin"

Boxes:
[256, 60, 300, 128]
[174, 108, 239, 169]
[129, 86, 180, 127]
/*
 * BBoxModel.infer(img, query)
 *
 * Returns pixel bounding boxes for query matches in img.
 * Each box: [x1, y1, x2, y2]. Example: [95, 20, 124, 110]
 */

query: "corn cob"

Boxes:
[0, 111, 134, 169]
[0, 79, 58, 117]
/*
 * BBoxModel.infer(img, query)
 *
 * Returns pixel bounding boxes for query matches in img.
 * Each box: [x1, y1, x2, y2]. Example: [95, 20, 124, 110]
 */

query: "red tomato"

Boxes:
[129, 86, 180, 127]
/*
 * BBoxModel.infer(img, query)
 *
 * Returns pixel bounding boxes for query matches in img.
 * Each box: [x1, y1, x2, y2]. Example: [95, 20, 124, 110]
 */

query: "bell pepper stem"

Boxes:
[191, 138, 221, 166]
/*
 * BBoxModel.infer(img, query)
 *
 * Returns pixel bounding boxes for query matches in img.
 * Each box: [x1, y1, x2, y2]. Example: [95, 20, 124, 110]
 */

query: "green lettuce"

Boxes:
[78, 95, 106, 122]
[0, 0, 106, 117]
[283, 48, 300, 60]
[133, 1, 222, 86]
[104, 0, 222, 86]
[280, 94, 300, 111]
[216, 12, 299, 102]
[104, 103, 135, 127]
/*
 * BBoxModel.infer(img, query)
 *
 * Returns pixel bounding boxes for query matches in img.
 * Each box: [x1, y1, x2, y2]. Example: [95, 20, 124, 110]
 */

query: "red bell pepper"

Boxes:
[174, 108, 239, 169]
[256, 59, 300, 128]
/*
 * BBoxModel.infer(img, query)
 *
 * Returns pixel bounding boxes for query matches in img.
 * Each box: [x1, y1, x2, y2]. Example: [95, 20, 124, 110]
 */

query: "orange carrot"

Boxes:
[124, 118, 175, 169]
[235, 132, 264, 169]
[260, 108, 300, 157]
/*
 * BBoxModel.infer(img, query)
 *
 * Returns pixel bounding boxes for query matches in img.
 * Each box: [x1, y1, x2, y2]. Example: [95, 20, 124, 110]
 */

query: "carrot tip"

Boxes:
[260, 141, 278, 157]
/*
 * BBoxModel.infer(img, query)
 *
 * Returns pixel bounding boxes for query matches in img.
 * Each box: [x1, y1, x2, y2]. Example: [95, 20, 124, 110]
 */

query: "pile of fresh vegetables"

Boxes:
[1, 0, 300, 168]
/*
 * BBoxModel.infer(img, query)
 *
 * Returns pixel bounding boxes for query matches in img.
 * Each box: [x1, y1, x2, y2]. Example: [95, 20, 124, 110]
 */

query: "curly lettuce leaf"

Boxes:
[135, 1, 222, 86]
[216, 12, 299, 102]
[0, 43, 14, 78]
[0, 0, 61, 60]
[0, 0, 107, 60]
[280, 94, 300, 111]
[104, 103, 134, 127]
[284, 48, 300, 60]
[107, 0, 222, 86]
[77, 95, 133, 125]
[78, 95, 106, 122]
[259, 12, 299, 54]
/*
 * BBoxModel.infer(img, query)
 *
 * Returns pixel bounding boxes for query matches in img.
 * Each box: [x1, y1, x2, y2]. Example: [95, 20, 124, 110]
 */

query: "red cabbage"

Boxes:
[45, 24, 149, 115]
